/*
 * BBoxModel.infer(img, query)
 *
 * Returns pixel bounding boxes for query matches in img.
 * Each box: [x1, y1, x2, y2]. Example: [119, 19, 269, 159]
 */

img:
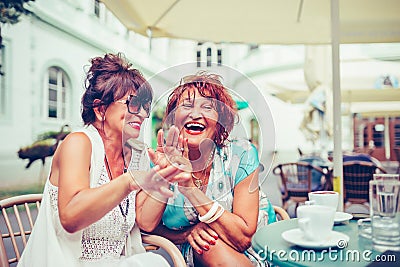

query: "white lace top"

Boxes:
[48, 165, 137, 261]
[18, 125, 164, 267]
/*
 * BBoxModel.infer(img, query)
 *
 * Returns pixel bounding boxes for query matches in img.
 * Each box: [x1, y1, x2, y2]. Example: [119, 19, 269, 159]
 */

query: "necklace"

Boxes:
[104, 153, 130, 238]
[191, 150, 214, 188]
[191, 172, 204, 188]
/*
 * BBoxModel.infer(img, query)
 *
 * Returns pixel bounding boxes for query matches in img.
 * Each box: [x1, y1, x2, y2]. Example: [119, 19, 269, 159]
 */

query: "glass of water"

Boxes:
[369, 179, 400, 252]
[358, 218, 372, 239]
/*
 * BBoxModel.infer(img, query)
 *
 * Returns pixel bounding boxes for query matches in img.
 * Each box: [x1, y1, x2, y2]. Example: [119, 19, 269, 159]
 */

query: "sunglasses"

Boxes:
[115, 95, 151, 117]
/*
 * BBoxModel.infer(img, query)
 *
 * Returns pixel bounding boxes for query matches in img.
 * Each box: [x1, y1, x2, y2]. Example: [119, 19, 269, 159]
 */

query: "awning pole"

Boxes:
[331, 0, 344, 211]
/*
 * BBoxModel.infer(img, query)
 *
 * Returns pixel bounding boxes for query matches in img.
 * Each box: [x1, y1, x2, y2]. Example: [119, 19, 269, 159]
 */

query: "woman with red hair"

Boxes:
[149, 72, 275, 266]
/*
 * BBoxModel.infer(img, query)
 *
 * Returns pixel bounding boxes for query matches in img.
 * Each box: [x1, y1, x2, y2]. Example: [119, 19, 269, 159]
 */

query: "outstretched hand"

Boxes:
[128, 163, 191, 199]
[148, 126, 187, 169]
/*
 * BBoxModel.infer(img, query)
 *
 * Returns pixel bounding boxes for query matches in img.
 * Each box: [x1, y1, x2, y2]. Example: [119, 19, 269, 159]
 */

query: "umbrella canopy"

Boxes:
[273, 87, 400, 104]
[260, 57, 400, 116]
[101, 0, 400, 211]
[102, 0, 400, 45]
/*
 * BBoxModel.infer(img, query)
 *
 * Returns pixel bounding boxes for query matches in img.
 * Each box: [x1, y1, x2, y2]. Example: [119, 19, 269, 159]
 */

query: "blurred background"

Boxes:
[0, 0, 399, 208]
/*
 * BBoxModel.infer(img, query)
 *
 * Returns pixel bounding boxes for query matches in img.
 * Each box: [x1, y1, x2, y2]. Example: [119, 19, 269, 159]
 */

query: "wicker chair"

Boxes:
[273, 162, 329, 214]
[0, 194, 185, 267]
[273, 206, 290, 221]
[343, 161, 387, 212]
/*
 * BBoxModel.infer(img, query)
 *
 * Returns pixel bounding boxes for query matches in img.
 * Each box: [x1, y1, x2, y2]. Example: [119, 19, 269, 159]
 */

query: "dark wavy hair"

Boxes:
[165, 71, 238, 148]
[81, 53, 152, 124]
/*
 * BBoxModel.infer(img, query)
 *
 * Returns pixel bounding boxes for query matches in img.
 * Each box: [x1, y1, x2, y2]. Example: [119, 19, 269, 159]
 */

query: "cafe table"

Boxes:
[252, 218, 385, 267]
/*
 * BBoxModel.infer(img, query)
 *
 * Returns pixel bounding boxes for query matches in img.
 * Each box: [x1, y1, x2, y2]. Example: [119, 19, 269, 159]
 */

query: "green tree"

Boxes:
[0, 0, 35, 74]
[0, 0, 35, 41]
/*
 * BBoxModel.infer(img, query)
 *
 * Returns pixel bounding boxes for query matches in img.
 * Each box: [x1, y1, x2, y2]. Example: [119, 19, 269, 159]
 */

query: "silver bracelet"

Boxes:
[204, 204, 225, 224]
[198, 201, 219, 222]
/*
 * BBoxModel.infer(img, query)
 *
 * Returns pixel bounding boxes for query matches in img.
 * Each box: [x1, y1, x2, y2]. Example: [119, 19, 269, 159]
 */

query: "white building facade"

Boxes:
[0, 0, 177, 186]
[0, 0, 274, 186]
[6, 0, 386, 187]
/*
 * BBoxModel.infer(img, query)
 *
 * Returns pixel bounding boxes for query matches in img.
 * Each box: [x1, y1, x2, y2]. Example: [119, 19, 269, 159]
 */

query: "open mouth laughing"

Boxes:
[184, 122, 206, 135]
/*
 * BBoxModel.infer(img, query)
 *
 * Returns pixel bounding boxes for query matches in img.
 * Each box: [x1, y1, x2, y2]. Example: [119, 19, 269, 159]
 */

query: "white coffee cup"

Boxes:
[306, 191, 339, 210]
[297, 205, 336, 241]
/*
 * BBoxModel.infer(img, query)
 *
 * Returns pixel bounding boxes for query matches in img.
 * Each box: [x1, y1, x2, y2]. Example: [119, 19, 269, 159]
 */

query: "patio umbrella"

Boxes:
[101, 0, 400, 45]
[101, 0, 400, 211]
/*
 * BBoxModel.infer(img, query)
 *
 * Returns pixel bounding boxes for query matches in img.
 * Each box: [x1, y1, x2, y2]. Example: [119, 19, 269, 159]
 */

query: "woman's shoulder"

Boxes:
[63, 131, 91, 145]
[227, 139, 258, 155]
[222, 139, 259, 168]
[57, 132, 92, 156]
[69, 125, 103, 149]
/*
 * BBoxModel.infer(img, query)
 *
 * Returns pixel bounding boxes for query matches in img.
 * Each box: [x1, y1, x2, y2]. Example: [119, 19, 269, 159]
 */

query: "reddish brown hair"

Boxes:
[165, 71, 237, 148]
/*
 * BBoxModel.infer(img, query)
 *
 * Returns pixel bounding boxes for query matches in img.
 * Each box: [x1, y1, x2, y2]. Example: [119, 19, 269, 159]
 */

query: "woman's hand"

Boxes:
[186, 222, 219, 255]
[128, 164, 189, 198]
[148, 126, 194, 189]
[148, 126, 186, 168]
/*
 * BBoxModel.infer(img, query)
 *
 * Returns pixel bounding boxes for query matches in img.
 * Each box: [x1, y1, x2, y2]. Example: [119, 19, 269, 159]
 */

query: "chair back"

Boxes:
[273, 162, 328, 213]
[274, 162, 326, 200]
[343, 161, 387, 204]
[273, 206, 290, 221]
[0, 194, 186, 267]
[0, 194, 42, 267]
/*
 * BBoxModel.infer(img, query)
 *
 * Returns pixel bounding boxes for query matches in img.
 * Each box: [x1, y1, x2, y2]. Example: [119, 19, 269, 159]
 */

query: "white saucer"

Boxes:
[281, 229, 350, 249]
[334, 212, 353, 224]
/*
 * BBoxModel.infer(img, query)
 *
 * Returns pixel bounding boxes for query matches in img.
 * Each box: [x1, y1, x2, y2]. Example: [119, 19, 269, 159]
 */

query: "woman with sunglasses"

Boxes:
[19, 53, 189, 267]
[149, 72, 276, 267]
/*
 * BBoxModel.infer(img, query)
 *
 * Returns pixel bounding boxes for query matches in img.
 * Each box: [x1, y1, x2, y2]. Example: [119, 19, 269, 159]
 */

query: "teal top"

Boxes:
[162, 139, 276, 229]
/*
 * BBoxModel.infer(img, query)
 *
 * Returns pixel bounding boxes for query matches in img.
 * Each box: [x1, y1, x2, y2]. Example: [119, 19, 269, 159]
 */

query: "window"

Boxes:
[217, 48, 222, 66]
[0, 44, 6, 118]
[206, 47, 212, 67]
[45, 67, 69, 119]
[373, 123, 384, 148]
[94, 0, 100, 18]
[196, 42, 222, 67]
[394, 118, 400, 148]
[196, 50, 201, 68]
[249, 44, 259, 51]
[196, 42, 203, 67]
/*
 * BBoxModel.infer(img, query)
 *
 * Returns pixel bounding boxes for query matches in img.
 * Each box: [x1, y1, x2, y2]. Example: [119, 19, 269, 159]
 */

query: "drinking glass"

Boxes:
[357, 218, 372, 239]
[369, 180, 400, 252]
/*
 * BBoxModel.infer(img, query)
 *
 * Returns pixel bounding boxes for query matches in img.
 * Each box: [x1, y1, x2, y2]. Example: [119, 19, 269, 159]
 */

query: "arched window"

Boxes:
[45, 67, 69, 119]
[94, 0, 100, 18]
[196, 42, 222, 68]
[206, 47, 212, 67]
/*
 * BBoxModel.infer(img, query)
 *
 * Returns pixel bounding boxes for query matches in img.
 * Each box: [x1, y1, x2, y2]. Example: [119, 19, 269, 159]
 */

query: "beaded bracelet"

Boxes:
[198, 201, 219, 222]
[204, 204, 225, 224]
